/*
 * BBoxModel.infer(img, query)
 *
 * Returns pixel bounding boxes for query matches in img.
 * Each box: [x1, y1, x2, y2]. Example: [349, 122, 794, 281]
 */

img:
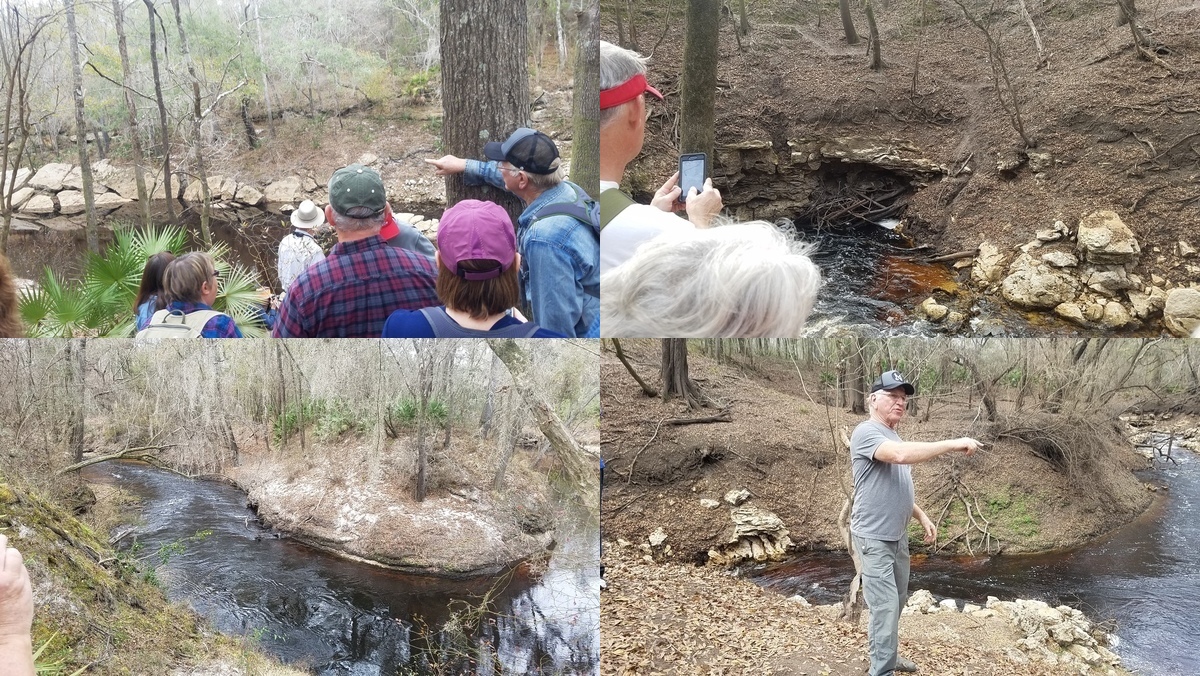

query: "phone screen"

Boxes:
[679, 154, 706, 202]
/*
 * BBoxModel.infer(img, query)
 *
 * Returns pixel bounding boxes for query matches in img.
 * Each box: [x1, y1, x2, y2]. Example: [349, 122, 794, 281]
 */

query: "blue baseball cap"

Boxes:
[483, 128, 560, 175]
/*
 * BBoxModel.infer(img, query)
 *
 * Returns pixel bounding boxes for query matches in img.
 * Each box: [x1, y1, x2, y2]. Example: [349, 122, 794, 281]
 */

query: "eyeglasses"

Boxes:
[498, 165, 524, 175]
[211, 269, 221, 279]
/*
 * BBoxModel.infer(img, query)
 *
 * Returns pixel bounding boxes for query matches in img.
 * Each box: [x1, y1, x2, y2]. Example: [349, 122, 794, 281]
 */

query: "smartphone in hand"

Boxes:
[678, 153, 707, 203]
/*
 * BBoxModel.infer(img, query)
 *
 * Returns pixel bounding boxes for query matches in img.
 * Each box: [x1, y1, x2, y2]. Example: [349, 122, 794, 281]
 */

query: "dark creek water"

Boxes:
[87, 462, 599, 675]
[749, 440, 1198, 674]
[797, 223, 1118, 337]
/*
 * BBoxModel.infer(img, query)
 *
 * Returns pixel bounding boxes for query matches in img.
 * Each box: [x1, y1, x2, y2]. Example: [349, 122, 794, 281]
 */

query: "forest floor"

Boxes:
[601, 544, 1132, 676]
[599, 339, 1172, 674]
[604, 0, 1200, 329]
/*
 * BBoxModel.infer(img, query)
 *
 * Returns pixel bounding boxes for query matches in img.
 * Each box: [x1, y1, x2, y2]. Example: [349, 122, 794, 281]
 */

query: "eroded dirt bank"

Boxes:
[607, 0, 1200, 335]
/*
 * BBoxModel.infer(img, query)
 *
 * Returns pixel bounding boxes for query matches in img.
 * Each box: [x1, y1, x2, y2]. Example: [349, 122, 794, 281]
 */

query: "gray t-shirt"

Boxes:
[849, 419, 914, 542]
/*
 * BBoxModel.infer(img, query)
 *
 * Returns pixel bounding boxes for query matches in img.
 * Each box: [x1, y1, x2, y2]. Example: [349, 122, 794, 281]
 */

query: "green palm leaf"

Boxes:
[32, 269, 100, 338]
[215, 263, 267, 338]
[128, 222, 187, 257]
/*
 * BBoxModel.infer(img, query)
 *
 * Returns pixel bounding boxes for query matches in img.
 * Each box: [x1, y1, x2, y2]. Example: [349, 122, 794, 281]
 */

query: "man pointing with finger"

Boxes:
[851, 370, 979, 676]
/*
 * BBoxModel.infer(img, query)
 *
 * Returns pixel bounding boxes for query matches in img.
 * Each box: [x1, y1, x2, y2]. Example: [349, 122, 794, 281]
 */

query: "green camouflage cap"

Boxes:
[328, 164, 387, 216]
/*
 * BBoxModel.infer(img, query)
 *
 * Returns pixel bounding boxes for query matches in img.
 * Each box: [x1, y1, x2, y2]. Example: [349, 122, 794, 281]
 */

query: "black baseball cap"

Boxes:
[483, 128, 560, 175]
[871, 370, 915, 395]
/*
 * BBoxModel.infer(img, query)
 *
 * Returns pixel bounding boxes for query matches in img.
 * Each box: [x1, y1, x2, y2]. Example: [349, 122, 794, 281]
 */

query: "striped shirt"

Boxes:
[272, 234, 438, 338]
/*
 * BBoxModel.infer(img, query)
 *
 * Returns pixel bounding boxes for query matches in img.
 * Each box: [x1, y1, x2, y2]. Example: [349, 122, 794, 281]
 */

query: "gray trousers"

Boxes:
[852, 534, 910, 676]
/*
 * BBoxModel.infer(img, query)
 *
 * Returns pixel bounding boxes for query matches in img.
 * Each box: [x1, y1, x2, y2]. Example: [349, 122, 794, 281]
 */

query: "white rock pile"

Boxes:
[903, 591, 1122, 669]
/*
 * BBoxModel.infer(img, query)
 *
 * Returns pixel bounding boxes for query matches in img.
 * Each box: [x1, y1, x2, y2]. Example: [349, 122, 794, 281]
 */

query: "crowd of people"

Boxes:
[598, 40, 822, 337]
[126, 128, 599, 340]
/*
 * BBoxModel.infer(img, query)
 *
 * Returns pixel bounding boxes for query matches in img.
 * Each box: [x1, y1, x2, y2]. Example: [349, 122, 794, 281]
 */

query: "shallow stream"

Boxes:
[87, 462, 599, 675]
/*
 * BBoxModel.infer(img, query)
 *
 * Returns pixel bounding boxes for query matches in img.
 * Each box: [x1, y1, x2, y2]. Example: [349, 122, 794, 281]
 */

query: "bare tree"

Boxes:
[661, 339, 705, 410]
[112, 0, 152, 227]
[65, 0, 99, 253]
[0, 6, 52, 253]
[570, 3, 599, 197]
[864, 0, 882, 70]
[488, 338, 599, 503]
[680, 0, 719, 167]
[144, 0, 176, 224]
[840, 0, 859, 45]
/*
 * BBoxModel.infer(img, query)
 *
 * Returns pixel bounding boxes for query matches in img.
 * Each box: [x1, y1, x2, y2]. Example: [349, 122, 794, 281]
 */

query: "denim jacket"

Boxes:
[464, 160, 600, 337]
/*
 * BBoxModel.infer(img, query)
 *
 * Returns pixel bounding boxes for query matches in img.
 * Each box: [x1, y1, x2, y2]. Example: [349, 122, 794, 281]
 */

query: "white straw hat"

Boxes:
[290, 200, 325, 229]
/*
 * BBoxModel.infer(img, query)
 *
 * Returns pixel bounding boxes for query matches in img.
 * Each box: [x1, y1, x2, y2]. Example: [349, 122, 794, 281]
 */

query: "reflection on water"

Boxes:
[88, 462, 598, 675]
[750, 439, 1198, 674]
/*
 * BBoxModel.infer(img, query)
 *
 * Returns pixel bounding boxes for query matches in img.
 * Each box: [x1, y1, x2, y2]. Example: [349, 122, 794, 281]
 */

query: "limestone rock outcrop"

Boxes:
[706, 506, 793, 566]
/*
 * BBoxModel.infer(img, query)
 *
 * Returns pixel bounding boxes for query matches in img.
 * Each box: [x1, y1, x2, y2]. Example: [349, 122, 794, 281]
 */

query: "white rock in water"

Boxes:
[939, 598, 959, 612]
[962, 603, 982, 613]
[789, 594, 811, 607]
[877, 218, 901, 231]
[647, 527, 667, 548]
[724, 488, 751, 506]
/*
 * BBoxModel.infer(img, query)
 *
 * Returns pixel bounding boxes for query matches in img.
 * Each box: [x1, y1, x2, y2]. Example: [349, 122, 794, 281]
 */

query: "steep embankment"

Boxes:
[601, 343, 1152, 566]
[221, 429, 563, 578]
[0, 477, 304, 675]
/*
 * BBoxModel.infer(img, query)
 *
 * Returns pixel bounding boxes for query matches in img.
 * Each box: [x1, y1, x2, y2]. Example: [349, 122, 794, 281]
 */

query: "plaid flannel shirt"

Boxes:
[272, 235, 438, 338]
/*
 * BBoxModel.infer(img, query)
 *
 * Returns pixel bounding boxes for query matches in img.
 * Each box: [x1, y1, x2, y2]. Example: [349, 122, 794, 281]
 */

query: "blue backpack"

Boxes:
[529, 181, 599, 240]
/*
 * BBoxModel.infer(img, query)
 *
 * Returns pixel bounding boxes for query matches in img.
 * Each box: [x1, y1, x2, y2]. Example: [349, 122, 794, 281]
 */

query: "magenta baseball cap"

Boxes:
[437, 200, 517, 281]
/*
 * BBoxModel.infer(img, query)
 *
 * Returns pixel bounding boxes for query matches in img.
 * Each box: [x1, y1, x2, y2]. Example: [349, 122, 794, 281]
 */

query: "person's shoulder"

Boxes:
[532, 327, 565, 338]
[382, 308, 436, 338]
[850, 419, 884, 443]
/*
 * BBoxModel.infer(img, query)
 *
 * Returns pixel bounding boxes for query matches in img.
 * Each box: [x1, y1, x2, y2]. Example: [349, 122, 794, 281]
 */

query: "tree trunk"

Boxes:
[626, 0, 640, 51]
[680, 0, 720, 168]
[65, 0, 99, 254]
[615, 4, 627, 48]
[840, 0, 860, 45]
[661, 339, 704, 410]
[0, 11, 48, 254]
[414, 341, 435, 502]
[241, 97, 259, 149]
[253, 0, 275, 138]
[570, 4, 600, 197]
[738, 0, 750, 35]
[865, 0, 882, 70]
[67, 339, 86, 463]
[170, 0, 213, 247]
[554, 0, 567, 66]
[487, 339, 599, 505]
[492, 389, 518, 490]
[1116, 0, 1134, 26]
[439, 0, 528, 219]
[480, 352, 500, 438]
[113, 0, 152, 228]
[274, 342, 288, 451]
[145, 0, 176, 225]
[845, 337, 866, 414]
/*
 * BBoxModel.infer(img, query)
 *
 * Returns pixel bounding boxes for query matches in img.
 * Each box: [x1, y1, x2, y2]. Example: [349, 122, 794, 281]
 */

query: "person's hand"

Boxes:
[423, 155, 467, 176]
[958, 437, 980, 456]
[0, 534, 33, 641]
[650, 172, 685, 213]
[919, 515, 938, 544]
[684, 178, 723, 228]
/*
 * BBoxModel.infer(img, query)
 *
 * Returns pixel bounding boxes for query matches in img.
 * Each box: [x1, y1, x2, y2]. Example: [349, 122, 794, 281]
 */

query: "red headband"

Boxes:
[600, 73, 664, 110]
